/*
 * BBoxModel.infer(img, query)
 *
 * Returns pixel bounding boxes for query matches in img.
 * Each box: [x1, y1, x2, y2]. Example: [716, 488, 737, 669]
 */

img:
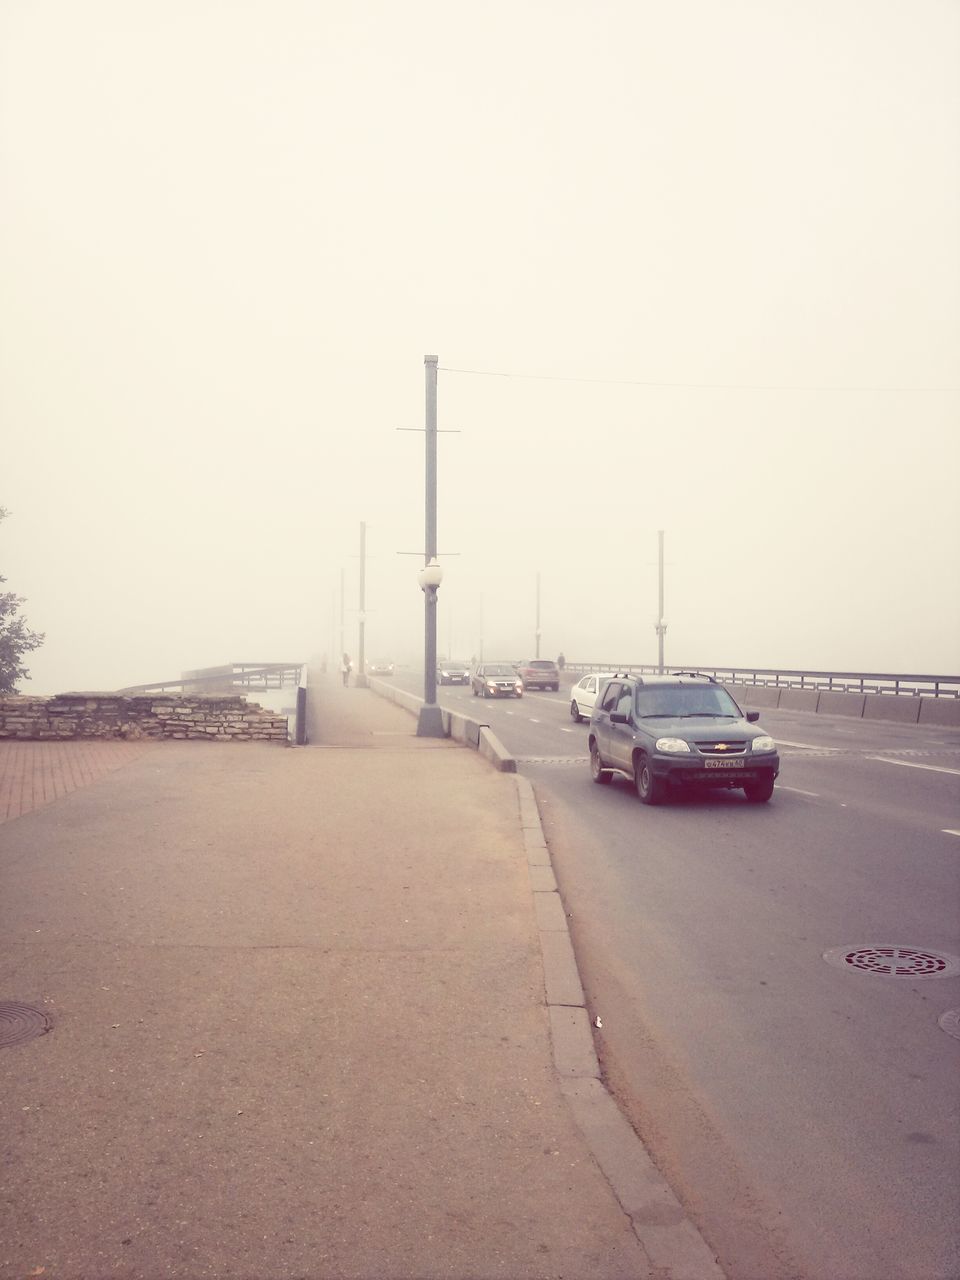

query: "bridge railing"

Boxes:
[563, 663, 960, 699]
[120, 662, 304, 695]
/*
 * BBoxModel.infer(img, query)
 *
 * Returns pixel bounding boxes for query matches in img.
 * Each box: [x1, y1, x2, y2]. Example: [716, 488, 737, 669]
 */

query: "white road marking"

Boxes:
[866, 757, 960, 777]
[560, 727, 575, 733]
[775, 738, 841, 751]
[775, 785, 821, 798]
[943, 829, 960, 837]
[529, 718, 540, 724]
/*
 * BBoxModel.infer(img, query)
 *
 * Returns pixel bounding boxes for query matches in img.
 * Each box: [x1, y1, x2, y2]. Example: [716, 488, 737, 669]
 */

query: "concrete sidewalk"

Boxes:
[0, 678, 659, 1279]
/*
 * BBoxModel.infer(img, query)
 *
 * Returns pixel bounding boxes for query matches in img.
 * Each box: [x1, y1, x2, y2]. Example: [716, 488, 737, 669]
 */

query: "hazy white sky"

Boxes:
[2, 0, 958, 691]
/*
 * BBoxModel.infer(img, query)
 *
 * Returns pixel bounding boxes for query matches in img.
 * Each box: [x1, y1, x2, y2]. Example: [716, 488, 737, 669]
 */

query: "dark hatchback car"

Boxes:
[437, 661, 470, 685]
[471, 663, 524, 698]
[588, 673, 779, 804]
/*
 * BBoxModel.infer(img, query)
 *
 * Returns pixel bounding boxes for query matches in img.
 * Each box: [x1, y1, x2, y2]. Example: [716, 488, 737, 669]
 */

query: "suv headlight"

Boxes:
[656, 737, 691, 753]
[751, 735, 775, 753]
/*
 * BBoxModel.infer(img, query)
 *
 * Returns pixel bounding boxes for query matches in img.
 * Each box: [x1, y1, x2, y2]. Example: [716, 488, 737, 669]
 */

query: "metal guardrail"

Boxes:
[563, 663, 960, 698]
[119, 662, 304, 695]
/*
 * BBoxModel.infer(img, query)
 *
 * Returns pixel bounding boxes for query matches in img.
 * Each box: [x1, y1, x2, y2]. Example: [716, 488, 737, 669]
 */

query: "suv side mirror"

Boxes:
[746, 710, 760, 723]
[610, 711, 630, 725]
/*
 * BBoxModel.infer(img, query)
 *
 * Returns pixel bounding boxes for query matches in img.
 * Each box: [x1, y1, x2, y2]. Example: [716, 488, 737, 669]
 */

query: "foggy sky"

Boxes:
[2, 0, 958, 693]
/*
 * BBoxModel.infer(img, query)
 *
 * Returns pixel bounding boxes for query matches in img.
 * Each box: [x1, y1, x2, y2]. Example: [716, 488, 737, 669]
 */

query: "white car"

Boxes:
[569, 672, 617, 723]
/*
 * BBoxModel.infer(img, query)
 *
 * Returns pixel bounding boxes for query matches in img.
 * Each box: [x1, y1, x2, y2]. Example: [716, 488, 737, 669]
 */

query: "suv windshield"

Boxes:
[528, 661, 556, 669]
[635, 685, 740, 718]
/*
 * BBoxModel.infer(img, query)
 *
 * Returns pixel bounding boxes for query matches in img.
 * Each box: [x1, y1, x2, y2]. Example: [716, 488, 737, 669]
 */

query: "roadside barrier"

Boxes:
[366, 678, 517, 771]
[729, 684, 960, 727]
[567, 663, 960, 700]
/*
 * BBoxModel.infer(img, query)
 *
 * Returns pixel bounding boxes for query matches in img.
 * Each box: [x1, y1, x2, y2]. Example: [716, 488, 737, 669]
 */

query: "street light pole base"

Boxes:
[353, 673, 368, 689]
[416, 703, 446, 738]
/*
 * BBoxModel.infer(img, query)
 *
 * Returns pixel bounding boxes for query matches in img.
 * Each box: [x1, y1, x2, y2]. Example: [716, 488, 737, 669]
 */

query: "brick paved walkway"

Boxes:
[0, 739, 156, 823]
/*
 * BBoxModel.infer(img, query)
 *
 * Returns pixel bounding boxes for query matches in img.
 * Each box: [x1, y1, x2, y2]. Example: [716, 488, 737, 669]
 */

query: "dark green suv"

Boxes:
[588, 673, 780, 804]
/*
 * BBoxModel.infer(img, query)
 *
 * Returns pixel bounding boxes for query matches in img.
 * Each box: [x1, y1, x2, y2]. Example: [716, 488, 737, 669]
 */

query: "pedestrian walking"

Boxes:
[341, 652, 352, 687]
[557, 652, 566, 672]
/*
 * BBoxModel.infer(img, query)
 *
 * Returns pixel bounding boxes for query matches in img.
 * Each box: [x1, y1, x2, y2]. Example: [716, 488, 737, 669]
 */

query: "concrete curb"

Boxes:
[478, 725, 518, 773]
[366, 678, 518, 772]
[515, 773, 725, 1279]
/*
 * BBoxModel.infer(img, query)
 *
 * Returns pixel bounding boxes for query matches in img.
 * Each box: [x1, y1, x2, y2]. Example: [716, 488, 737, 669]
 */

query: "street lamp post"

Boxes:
[339, 567, 345, 664]
[355, 521, 368, 688]
[417, 355, 446, 737]
[655, 528, 667, 673]
[418, 558, 444, 734]
[535, 571, 541, 659]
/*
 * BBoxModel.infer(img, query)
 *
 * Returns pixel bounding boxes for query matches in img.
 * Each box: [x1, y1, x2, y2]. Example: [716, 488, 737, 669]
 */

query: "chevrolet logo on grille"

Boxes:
[715, 743, 729, 751]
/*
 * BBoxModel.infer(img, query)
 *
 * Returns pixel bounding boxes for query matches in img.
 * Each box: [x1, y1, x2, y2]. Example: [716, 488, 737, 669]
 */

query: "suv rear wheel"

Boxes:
[589, 740, 612, 784]
[634, 752, 666, 805]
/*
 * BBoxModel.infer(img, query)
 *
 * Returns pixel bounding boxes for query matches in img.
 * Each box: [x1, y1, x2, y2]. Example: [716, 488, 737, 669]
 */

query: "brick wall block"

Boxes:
[0, 693, 287, 743]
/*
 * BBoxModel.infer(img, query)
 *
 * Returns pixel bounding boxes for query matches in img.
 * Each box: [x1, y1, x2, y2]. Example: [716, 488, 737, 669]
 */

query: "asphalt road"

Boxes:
[395, 671, 960, 1280]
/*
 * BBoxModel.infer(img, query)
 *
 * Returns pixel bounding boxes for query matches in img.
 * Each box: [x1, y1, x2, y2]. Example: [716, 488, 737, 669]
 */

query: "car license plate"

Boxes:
[704, 758, 743, 769]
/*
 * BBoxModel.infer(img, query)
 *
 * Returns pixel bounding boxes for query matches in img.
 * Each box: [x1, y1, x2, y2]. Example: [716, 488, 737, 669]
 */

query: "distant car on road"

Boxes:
[471, 663, 524, 698]
[437, 661, 470, 686]
[588, 673, 779, 804]
[368, 660, 395, 676]
[569, 671, 617, 722]
[516, 659, 560, 691]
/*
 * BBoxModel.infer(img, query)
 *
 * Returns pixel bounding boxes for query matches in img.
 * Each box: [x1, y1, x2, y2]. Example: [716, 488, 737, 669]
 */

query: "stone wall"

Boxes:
[0, 693, 289, 743]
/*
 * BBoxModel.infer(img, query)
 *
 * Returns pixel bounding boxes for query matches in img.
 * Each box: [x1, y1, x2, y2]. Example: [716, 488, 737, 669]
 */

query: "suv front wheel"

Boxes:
[634, 752, 666, 805]
[744, 776, 775, 803]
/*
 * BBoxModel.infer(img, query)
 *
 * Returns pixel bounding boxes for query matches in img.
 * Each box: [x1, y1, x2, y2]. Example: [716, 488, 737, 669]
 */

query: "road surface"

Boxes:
[395, 671, 960, 1280]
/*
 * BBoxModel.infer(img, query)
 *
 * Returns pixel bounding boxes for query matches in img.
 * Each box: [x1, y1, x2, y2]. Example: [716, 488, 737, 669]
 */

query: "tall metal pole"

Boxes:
[417, 355, 444, 736]
[339, 567, 345, 663]
[535, 571, 541, 658]
[656, 529, 666, 674]
[330, 586, 336, 671]
[356, 521, 368, 688]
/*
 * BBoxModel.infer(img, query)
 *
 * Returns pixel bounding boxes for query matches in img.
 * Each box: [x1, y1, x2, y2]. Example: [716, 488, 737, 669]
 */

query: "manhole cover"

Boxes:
[0, 1002, 52, 1048]
[823, 946, 960, 979]
[939, 1009, 960, 1040]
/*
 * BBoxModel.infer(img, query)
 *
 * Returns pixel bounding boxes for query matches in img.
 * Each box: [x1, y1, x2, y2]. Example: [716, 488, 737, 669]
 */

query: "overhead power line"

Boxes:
[437, 366, 958, 394]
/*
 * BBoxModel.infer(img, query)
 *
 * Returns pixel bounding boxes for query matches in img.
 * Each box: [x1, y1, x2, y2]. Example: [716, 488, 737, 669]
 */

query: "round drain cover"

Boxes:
[939, 1009, 960, 1040]
[823, 946, 960, 979]
[0, 1002, 52, 1048]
